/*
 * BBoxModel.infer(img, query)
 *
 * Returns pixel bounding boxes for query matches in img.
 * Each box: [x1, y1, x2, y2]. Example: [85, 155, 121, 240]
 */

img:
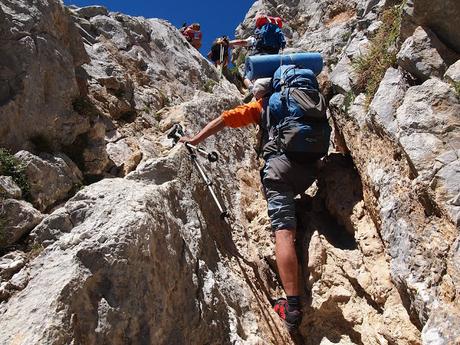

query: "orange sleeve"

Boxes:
[221, 99, 263, 128]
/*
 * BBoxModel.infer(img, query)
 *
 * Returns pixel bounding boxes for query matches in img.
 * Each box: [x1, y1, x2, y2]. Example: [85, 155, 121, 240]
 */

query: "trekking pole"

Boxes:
[218, 43, 224, 81]
[167, 124, 228, 219]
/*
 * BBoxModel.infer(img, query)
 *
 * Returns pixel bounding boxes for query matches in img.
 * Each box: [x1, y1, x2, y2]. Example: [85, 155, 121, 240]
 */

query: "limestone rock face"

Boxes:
[1, 0, 459, 344]
[0, 0, 90, 153]
[14, 151, 83, 211]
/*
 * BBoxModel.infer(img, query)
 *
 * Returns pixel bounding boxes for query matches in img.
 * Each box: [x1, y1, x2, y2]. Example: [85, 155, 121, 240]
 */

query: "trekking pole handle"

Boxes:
[167, 124, 219, 162]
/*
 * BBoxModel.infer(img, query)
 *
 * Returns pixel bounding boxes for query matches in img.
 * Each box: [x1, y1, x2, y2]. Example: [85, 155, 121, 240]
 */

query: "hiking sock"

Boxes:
[287, 295, 301, 312]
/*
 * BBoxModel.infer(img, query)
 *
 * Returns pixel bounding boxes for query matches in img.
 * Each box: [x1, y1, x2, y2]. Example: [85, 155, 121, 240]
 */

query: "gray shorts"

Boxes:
[261, 154, 317, 231]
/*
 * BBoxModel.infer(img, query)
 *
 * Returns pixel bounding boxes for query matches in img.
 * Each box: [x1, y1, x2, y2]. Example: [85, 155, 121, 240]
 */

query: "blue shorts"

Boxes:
[261, 154, 317, 231]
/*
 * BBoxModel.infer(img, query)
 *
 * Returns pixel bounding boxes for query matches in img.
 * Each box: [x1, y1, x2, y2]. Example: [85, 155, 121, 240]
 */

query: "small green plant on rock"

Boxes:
[353, 3, 404, 104]
[28, 243, 45, 259]
[154, 111, 163, 122]
[203, 79, 217, 93]
[343, 91, 356, 112]
[453, 81, 460, 97]
[158, 91, 171, 108]
[0, 148, 30, 200]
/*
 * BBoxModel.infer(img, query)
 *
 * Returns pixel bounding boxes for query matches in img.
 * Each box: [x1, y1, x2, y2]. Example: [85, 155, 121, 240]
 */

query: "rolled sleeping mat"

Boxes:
[244, 52, 323, 80]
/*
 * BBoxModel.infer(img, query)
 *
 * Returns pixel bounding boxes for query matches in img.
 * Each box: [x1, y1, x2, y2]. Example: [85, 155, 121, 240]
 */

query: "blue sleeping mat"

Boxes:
[245, 52, 323, 80]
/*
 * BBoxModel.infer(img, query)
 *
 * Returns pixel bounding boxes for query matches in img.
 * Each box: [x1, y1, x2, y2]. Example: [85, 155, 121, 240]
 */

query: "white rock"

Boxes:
[0, 199, 43, 246]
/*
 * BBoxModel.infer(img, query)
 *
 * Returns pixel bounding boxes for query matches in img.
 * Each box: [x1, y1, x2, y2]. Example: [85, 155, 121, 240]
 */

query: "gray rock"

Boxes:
[369, 67, 408, 137]
[30, 207, 74, 247]
[345, 34, 370, 60]
[348, 93, 368, 128]
[0, 199, 43, 246]
[15, 151, 83, 211]
[106, 139, 133, 167]
[80, 122, 110, 176]
[397, 26, 459, 81]
[444, 59, 460, 83]
[0, 176, 22, 199]
[330, 55, 354, 94]
[72, 5, 108, 19]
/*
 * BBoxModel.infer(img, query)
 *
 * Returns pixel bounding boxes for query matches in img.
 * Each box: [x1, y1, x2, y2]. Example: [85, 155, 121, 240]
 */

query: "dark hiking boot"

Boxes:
[273, 298, 302, 332]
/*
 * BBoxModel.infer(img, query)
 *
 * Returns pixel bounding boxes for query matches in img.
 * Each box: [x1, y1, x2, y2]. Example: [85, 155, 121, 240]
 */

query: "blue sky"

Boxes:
[63, 0, 255, 55]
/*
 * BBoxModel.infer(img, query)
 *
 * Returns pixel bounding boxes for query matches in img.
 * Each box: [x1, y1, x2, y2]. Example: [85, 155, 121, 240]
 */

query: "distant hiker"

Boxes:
[232, 15, 286, 99]
[179, 65, 331, 332]
[182, 23, 202, 49]
[208, 36, 230, 67]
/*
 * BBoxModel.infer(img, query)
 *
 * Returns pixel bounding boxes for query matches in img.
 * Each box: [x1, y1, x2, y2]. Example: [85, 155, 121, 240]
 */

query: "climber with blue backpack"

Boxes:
[231, 15, 286, 55]
[231, 15, 287, 99]
[179, 59, 331, 332]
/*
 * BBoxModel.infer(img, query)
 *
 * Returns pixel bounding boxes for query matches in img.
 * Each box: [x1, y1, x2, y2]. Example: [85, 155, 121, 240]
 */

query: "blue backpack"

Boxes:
[254, 23, 286, 54]
[261, 65, 331, 163]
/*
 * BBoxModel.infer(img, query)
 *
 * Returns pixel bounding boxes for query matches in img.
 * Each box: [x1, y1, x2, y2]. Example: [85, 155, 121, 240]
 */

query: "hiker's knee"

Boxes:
[275, 229, 296, 243]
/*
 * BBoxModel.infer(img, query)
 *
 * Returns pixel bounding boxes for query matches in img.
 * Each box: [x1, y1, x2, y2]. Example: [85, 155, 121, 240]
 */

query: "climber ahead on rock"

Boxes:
[180, 60, 331, 332]
[232, 15, 285, 55]
[180, 22, 202, 49]
[208, 36, 230, 67]
[232, 15, 286, 101]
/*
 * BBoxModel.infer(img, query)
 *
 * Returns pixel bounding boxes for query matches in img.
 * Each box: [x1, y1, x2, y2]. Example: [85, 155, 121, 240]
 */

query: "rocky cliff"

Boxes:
[0, 0, 459, 344]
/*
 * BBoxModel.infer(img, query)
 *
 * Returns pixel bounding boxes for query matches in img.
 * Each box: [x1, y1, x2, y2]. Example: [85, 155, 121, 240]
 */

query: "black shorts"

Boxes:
[209, 43, 228, 63]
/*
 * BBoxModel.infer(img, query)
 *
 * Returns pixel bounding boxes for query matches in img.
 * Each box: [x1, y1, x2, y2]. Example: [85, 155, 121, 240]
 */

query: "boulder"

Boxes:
[0, 176, 22, 199]
[397, 26, 459, 81]
[0, 199, 43, 246]
[0, 177, 271, 345]
[0, 251, 26, 281]
[106, 138, 142, 176]
[14, 151, 83, 211]
[406, 0, 460, 53]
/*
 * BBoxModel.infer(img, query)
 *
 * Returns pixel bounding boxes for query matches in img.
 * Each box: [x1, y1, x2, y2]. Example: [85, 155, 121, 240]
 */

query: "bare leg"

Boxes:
[275, 229, 299, 296]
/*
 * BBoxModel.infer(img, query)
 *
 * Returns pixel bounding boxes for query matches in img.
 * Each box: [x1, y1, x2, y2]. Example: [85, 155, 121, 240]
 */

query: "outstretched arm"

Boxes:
[179, 99, 263, 145]
[179, 116, 226, 146]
